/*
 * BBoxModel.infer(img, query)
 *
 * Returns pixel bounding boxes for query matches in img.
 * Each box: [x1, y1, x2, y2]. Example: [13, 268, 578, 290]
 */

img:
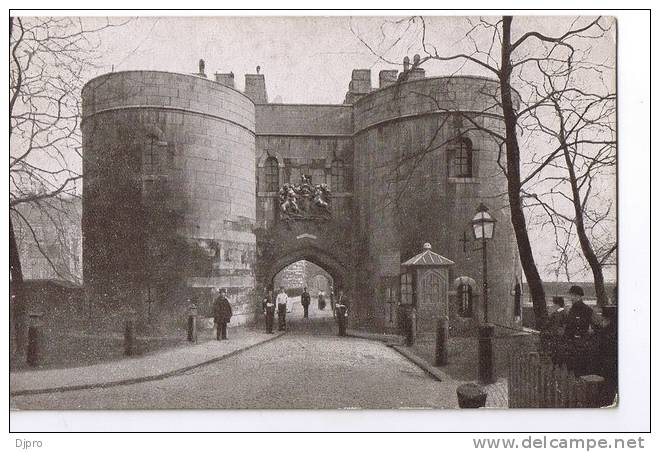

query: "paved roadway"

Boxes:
[11, 300, 458, 409]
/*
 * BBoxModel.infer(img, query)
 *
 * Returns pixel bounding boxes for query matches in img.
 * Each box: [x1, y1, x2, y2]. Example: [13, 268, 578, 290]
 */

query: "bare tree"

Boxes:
[353, 15, 613, 327]
[520, 54, 616, 305]
[9, 16, 127, 359]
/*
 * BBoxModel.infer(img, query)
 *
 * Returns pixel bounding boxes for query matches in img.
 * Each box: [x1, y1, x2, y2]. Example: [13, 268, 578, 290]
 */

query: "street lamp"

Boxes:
[471, 203, 497, 384]
[471, 203, 496, 323]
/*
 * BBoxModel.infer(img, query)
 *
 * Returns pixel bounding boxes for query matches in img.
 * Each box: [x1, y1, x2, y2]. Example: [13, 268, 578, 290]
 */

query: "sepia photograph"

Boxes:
[8, 12, 624, 417]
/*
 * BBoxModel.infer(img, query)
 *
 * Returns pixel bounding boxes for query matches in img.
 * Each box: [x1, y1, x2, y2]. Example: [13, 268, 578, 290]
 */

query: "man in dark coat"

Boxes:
[301, 287, 311, 318]
[564, 285, 595, 339]
[545, 296, 568, 335]
[213, 288, 232, 340]
[563, 285, 597, 376]
[262, 289, 275, 334]
[542, 296, 568, 361]
[335, 289, 349, 336]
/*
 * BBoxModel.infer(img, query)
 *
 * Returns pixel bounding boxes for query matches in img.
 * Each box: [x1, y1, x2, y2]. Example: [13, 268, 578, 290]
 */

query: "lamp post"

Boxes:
[471, 203, 497, 384]
[471, 203, 496, 323]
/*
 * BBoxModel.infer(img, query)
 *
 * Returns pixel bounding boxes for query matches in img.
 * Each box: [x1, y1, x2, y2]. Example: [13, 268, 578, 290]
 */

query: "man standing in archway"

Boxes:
[276, 287, 288, 331]
[335, 289, 349, 336]
[301, 287, 311, 318]
[262, 288, 275, 334]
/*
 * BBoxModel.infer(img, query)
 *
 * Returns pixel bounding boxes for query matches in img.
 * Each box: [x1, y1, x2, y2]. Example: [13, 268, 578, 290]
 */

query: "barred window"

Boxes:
[449, 138, 473, 178]
[400, 273, 414, 305]
[330, 160, 346, 192]
[457, 283, 473, 318]
[264, 157, 279, 192]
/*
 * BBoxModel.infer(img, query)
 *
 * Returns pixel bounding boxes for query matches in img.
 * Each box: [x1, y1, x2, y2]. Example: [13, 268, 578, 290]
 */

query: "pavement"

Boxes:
[10, 326, 285, 397]
[10, 297, 507, 409]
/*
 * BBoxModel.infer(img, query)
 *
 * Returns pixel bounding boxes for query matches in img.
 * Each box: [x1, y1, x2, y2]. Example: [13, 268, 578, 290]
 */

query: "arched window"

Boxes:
[330, 160, 346, 192]
[457, 283, 473, 317]
[449, 138, 473, 178]
[263, 157, 279, 192]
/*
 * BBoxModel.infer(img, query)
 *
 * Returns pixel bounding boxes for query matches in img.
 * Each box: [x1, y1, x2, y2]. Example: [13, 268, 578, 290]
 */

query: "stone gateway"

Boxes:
[81, 59, 521, 334]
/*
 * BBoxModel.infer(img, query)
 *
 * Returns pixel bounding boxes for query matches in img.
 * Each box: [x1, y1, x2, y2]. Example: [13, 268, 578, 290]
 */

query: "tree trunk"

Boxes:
[556, 106, 609, 307]
[9, 214, 27, 363]
[501, 16, 547, 328]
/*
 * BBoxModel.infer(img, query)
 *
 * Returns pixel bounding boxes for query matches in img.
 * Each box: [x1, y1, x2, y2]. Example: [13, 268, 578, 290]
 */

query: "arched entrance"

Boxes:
[264, 246, 349, 294]
[272, 259, 336, 320]
[257, 245, 352, 331]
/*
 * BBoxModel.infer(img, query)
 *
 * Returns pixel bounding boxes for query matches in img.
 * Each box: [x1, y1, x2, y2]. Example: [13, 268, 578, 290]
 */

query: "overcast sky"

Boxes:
[67, 16, 618, 283]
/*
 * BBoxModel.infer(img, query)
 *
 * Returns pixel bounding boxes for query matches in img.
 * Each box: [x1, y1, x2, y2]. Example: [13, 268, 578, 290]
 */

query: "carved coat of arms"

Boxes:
[279, 175, 332, 220]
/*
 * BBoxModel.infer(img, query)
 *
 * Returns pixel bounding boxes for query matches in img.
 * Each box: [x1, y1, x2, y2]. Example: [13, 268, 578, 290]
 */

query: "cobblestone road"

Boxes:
[11, 304, 460, 409]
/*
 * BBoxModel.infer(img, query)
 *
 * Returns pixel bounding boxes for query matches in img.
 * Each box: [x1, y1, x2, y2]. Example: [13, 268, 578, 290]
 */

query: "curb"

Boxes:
[11, 331, 286, 397]
[389, 344, 454, 383]
[346, 330, 405, 346]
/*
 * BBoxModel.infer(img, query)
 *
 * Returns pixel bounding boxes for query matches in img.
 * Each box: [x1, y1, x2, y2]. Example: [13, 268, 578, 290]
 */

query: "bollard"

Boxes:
[26, 312, 43, 367]
[478, 323, 495, 384]
[580, 374, 606, 408]
[124, 318, 137, 356]
[187, 315, 197, 343]
[405, 307, 417, 346]
[457, 383, 487, 408]
[336, 305, 347, 336]
[187, 303, 198, 343]
[434, 316, 449, 366]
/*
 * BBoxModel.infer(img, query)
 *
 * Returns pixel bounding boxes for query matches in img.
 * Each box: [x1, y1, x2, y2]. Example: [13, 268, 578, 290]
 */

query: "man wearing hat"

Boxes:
[213, 288, 233, 340]
[301, 287, 311, 318]
[262, 288, 275, 334]
[564, 285, 594, 338]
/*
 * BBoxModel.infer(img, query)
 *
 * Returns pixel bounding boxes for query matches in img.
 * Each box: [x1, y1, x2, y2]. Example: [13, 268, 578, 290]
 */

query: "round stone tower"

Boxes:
[352, 75, 519, 331]
[81, 71, 257, 328]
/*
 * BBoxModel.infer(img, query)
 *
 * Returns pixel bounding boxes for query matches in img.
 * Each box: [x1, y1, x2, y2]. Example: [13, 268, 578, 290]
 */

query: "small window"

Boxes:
[400, 273, 414, 305]
[331, 160, 346, 192]
[457, 283, 473, 318]
[144, 138, 159, 174]
[449, 138, 473, 178]
[263, 157, 279, 192]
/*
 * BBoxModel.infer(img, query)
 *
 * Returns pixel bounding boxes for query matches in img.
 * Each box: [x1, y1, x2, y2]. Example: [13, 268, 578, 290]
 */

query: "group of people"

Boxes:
[209, 285, 352, 340]
[544, 285, 594, 339]
[541, 285, 617, 388]
[260, 286, 350, 335]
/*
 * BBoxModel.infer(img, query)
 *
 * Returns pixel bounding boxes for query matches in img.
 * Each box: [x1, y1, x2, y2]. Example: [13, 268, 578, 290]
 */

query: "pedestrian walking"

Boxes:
[318, 289, 326, 310]
[301, 287, 311, 318]
[213, 288, 232, 340]
[335, 289, 349, 336]
[276, 287, 288, 331]
[262, 289, 275, 334]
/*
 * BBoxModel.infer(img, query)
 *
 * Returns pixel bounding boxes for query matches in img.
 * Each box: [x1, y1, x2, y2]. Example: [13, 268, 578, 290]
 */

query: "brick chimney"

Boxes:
[344, 69, 372, 104]
[214, 72, 235, 89]
[244, 66, 268, 103]
[379, 70, 398, 89]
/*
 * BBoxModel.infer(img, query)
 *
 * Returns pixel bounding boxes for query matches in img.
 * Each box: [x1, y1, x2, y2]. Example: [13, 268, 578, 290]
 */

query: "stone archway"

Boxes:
[265, 246, 349, 292]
